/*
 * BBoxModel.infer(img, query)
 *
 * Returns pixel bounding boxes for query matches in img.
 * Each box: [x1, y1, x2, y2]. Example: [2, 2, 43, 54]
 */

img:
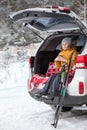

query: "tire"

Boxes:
[50, 105, 72, 112]
[62, 106, 73, 112]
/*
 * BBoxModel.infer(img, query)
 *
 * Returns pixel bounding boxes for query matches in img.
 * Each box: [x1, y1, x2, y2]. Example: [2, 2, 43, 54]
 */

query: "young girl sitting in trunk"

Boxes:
[35, 37, 77, 99]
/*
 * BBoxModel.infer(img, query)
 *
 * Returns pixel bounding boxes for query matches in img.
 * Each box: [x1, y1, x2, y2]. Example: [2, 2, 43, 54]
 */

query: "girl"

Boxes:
[35, 37, 77, 99]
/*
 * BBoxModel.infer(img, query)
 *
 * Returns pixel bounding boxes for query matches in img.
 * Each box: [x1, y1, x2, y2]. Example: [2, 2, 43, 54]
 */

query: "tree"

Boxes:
[56, 0, 87, 23]
[70, 0, 87, 22]
[84, 0, 87, 23]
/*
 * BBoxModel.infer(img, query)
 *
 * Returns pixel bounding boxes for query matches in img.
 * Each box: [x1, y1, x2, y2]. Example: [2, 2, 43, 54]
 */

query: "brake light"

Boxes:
[79, 81, 84, 94]
[51, 3, 70, 13]
[52, 0, 58, 9]
[29, 56, 34, 68]
[76, 55, 87, 68]
[51, 6, 70, 13]
[29, 57, 32, 64]
[59, 6, 70, 13]
[52, 6, 59, 9]
[51, 0, 70, 12]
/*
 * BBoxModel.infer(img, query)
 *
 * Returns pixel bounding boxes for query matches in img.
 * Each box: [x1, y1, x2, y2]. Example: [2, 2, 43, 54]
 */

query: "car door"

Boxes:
[9, 7, 86, 34]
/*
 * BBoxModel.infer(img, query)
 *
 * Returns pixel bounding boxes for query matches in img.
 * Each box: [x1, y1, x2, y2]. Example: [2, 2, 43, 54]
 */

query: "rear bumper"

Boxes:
[64, 93, 87, 106]
[28, 88, 87, 107]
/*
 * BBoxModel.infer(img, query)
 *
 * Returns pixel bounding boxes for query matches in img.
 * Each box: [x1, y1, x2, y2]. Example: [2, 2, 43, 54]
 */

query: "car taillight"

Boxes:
[51, 0, 70, 12]
[51, 0, 70, 13]
[29, 56, 34, 68]
[51, 6, 70, 13]
[76, 55, 87, 68]
[59, 6, 70, 13]
[79, 81, 84, 94]
[29, 57, 32, 64]
[52, 5, 59, 9]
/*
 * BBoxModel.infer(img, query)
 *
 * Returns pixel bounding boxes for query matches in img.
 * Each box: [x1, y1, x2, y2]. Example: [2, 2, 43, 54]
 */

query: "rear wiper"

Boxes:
[31, 29, 45, 41]
[23, 23, 45, 40]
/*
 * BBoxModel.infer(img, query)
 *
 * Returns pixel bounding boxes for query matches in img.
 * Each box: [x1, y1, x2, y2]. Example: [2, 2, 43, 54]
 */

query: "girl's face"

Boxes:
[62, 42, 69, 50]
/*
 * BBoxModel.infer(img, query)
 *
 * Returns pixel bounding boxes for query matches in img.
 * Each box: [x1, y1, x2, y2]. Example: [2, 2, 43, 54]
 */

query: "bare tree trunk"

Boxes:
[62, 0, 64, 6]
[84, 0, 86, 23]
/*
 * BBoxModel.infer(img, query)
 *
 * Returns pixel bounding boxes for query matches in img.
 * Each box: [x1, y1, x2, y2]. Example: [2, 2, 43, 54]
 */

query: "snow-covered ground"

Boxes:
[0, 50, 87, 130]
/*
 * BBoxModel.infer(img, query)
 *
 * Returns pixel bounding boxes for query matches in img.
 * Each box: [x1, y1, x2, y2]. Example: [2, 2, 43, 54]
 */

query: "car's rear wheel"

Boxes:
[50, 105, 72, 112]
[62, 106, 73, 112]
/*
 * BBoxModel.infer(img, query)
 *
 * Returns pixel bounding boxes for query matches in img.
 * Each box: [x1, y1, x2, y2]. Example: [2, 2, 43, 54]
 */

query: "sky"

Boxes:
[0, 50, 87, 130]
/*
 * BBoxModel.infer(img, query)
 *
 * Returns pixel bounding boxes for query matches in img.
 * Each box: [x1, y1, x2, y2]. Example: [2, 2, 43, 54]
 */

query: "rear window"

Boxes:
[55, 34, 86, 53]
[33, 15, 74, 28]
[76, 35, 86, 52]
[77, 35, 86, 46]
[40, 34, 86, 54]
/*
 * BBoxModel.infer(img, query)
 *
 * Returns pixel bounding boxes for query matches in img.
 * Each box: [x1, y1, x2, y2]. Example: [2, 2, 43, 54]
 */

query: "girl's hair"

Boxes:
[71, 40, 77, 49]
[62, 37, 71, 45]
[60, 37, 71, 50]
[60, 37, 76, 50]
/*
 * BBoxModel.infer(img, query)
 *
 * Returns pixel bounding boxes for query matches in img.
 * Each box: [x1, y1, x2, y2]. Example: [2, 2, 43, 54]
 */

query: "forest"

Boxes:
[0, 0, 87, 48]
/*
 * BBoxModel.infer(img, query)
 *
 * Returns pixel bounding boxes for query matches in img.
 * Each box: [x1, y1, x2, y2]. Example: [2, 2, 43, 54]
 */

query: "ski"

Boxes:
[52, 51, 74, 128]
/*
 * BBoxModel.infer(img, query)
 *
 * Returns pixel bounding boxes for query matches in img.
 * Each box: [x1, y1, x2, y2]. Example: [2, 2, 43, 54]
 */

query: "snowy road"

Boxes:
[0, 62, 87, 130]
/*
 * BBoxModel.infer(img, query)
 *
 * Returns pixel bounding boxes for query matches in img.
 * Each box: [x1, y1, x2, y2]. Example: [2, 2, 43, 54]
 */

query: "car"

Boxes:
[10, 5, 87, 110]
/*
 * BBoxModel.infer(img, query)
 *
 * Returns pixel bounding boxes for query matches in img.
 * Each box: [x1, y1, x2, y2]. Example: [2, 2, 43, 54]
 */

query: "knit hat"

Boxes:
[62, 37, 71, 45]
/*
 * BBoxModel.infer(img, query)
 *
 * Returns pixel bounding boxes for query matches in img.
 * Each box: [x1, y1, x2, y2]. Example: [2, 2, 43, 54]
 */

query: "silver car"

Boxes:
[10, 6, 87, 110]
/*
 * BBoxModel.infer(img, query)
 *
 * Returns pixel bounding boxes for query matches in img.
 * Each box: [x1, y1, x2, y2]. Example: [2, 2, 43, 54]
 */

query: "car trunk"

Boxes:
[33, 33, 86, 75]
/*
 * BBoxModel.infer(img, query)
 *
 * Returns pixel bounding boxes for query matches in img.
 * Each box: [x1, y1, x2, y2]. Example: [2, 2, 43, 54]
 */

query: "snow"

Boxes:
[0, 52, 87, 130]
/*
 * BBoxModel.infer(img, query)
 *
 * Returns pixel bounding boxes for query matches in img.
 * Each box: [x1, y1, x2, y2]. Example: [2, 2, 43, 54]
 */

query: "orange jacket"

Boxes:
[54, 49, 77, 70]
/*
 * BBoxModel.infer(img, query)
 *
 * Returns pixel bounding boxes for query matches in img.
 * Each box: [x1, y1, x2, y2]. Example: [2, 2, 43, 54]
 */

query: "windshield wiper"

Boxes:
[24, 23, 45, 40]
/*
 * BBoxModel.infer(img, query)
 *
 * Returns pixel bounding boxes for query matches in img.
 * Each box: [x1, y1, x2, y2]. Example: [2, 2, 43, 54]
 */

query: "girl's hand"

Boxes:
[55, 56, 66, 62]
